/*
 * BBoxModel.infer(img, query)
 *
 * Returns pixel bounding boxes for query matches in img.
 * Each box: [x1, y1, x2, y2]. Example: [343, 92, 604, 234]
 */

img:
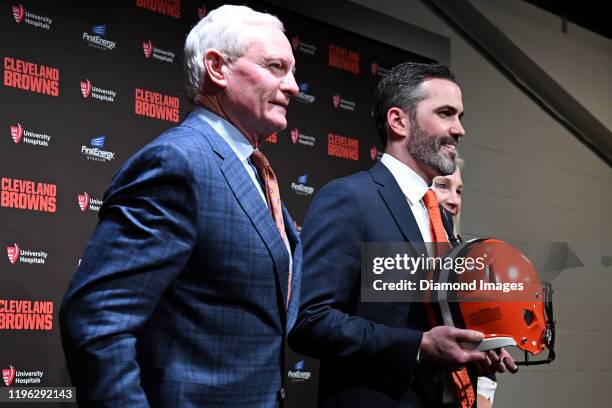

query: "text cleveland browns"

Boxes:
[135, 88, 180, 123]
[0, 300, 53, 331]
[328, 133, 359, 161]
[4, 57, 59, 96]
[1, 177, 56, 213]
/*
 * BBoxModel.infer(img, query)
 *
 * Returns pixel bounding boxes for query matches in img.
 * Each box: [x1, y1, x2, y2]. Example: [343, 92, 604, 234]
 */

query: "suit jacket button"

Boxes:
[279, 387, 286, 400]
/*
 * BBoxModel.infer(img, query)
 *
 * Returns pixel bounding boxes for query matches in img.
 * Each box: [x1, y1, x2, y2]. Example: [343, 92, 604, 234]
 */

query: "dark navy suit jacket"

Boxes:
[61, 112, 302, 407]
[289, 161, 474, 407]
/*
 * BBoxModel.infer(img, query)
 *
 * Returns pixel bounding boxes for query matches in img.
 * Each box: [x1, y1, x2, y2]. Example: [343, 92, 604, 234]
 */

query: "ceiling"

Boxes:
[524, 1, 612, 39]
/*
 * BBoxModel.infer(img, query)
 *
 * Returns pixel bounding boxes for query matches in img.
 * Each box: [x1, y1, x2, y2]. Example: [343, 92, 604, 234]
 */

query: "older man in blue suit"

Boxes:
[60, 5, 301, 407]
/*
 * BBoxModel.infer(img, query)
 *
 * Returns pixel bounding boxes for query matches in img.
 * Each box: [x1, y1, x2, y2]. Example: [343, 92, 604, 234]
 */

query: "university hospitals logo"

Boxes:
[5, 243, 47, 265]
[2, 366, 15, 386]
[76, 192, 102, 212]
[289, 129, 316, 147]
[331, 93, 356, 111]
[0, 365, 44, 385]
[6, 244, 20, 264]
[80, 79, 116, 102]
[141, 41, 175, 63]
[9, 123, 52, 147]
[291, 36, 316, 55]
[11, 4, 52, 29]
[370, 61, 390, 77]
[80, 80, 92, 97]
[12, 5, 24, 23]
[332, 94, 340, 108]
[77, 192, 89, 211]
[142, 41, 153, 58]
[10, 124, 23, 144]
[370, 146, 383, 161]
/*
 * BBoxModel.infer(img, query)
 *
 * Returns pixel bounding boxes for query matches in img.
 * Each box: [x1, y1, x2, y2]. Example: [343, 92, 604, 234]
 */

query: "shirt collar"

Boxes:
[194, 107, 254, 163]
[380, 153, 429, 205]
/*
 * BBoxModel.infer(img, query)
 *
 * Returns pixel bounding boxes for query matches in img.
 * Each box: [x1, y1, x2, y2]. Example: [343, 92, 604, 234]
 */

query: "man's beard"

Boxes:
[407, 120, 456, 176]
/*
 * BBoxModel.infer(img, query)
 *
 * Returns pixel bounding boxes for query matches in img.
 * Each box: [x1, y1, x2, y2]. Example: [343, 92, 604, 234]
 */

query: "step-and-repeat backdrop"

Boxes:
[0, 1, 434, 405]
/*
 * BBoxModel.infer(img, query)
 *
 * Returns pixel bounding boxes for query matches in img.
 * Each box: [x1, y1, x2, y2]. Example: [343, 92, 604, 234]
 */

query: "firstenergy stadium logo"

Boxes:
[9, 123, 51, 147]
[135, 88, 179, 123]
[3, 57, 59, 96]
[136, 0, 181, 19]
[80, 79, 117, 102]
[77, 192, 102, 212]
[82, 24, 116, 51]
[291, 174, 315, 197]
[12, 4, 53, 30]
[287, 360, 312, 382]
[5, 243, 47, 265]
[296, 83, 315, 104]
[0, 177, 56, 213]
[81, 136, 115, 162]
[142, 40, 175, 63]
[0, 299, 54, 331]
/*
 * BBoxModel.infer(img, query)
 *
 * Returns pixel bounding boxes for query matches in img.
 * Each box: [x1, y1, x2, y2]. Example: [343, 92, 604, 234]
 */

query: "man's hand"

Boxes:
[476, 347, 518, 375]
[420, 326, 486, 368]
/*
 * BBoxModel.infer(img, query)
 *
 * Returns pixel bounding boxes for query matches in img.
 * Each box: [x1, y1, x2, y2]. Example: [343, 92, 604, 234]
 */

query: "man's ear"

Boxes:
[203, 49, 229, 89]
[386, 107, 410, 142]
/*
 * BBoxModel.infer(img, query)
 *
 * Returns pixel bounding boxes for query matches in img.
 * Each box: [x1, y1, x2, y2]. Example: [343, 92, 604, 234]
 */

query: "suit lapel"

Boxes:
[282, 205, 302, 330]
[369, 161, 424, 244]
[187, 113, 290, 320]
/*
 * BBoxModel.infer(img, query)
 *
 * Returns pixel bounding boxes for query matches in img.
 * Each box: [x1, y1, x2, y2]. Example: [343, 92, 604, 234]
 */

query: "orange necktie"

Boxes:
[250, 150, 292, 306]
[422, 190, 475, 408]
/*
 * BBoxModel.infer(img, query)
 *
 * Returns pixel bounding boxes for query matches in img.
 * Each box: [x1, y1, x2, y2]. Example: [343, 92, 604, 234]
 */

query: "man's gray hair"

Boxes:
[184, 5, 284, 102]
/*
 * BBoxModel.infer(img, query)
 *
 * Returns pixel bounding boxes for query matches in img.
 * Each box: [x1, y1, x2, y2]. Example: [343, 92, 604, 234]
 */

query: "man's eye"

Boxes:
[269, 63, 283, 72]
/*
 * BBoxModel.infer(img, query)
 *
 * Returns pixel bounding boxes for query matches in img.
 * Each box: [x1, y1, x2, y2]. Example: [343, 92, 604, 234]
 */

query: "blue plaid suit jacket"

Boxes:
[60, 112, 302, 407]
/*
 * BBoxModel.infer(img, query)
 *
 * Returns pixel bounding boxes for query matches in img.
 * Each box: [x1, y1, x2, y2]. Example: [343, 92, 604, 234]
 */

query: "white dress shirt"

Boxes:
[195, 107, 267, 206]
[380, 153, 432, 242]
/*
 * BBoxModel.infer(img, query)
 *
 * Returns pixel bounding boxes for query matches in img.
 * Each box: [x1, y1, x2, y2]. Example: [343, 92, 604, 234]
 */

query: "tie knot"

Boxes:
[250, 149, 270, 171]
[422, 189, 439, 210]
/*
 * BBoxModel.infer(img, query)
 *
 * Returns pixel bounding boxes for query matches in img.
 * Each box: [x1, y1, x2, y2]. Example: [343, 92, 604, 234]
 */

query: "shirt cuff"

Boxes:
[477, 376, 497, 403]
